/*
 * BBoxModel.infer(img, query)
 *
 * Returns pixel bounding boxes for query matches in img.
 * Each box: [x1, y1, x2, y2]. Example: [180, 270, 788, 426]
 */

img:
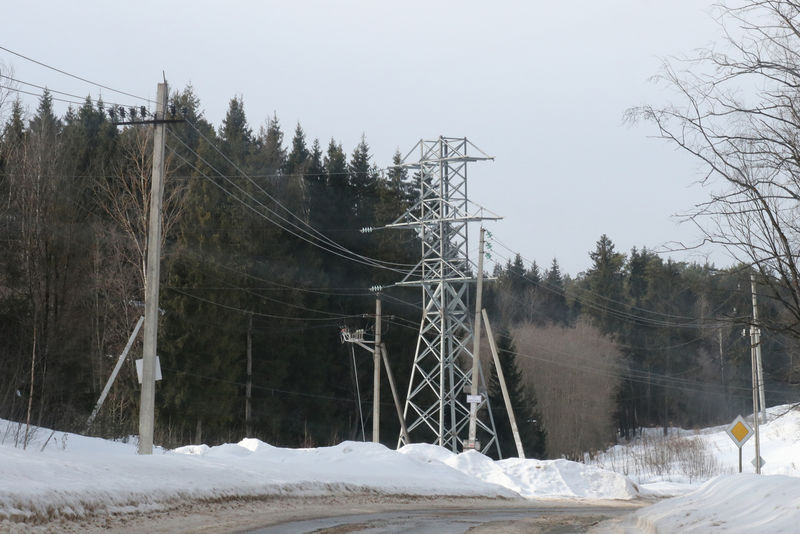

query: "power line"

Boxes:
[1, 83, 89, 108]
[0, 45, 151, 102]
[166, 286, 363, 322]
[494, 330, 769, 400]
[487, 241, 735, 330]
[161, 365, 389, 407]
[165, 132, 417, 276]
[168, 285, 364, 320]
[177, 118, 418, 271]
[0, 74, 139, 111]
[165, 140, 408, 275]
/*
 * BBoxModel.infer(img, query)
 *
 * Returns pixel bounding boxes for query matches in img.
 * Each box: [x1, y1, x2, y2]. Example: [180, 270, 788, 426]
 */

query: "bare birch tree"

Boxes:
[96, 126, 184, 290]
[630, 0, 800, 335]
[89, 125, 185, 434]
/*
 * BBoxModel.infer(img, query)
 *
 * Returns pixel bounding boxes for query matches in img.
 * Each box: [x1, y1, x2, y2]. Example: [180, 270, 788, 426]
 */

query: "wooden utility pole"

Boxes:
[138, 81, 168, 455]
[372, 298, 382, 443]
[467, 227, 486, 450]
[482, 309, 525, 458]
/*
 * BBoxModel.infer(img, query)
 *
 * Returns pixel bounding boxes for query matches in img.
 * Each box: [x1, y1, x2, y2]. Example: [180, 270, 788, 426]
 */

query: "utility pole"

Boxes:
[373, 298, 382, 443]
[341, 320, 409, 445]
[138, 81, 168, 455]
[482, 309, 525, 458]
[86, 316, 145, 431]
[751, 274, 766, 424]
[379, 343, 410, 445]
[718, 326, 728, 415]
[246, 312, 253, 437]
[467, 227, 486, 450]
[750, 271, 762, 473]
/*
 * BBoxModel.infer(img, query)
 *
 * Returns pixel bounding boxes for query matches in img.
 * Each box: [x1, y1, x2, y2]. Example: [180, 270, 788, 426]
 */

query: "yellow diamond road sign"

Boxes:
[726, 415, 754, 448]
[731, 422, 749, 441]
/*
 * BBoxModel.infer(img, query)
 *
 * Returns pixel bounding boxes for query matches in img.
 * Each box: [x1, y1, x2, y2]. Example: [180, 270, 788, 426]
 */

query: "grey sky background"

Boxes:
[1, 0, 729, 276]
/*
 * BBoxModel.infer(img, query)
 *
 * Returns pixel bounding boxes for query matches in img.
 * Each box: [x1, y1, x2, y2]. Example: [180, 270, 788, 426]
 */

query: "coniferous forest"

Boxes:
[1, 88, 798, 459]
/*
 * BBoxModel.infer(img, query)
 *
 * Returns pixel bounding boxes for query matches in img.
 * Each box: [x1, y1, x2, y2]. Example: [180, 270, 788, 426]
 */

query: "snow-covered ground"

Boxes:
[1, 403, 798, 532]
[593, 404, 800, 533]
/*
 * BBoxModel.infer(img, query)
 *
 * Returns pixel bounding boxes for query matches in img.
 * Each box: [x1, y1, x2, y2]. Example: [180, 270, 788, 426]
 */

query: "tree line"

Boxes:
[1, 82, 798, 459]
[0, 87, 421, 449]
[486, 237, 800, 459]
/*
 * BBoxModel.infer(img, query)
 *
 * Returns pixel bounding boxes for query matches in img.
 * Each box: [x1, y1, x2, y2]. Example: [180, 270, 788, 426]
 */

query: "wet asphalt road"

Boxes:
[246, 505, 630, 533]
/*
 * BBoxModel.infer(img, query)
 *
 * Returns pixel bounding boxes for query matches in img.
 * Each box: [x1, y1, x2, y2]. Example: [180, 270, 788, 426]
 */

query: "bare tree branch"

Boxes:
[631, 0, 800, 333]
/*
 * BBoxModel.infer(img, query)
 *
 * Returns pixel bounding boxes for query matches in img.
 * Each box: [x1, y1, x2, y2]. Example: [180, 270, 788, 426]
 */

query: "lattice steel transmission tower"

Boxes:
[386, 136, 501, 455]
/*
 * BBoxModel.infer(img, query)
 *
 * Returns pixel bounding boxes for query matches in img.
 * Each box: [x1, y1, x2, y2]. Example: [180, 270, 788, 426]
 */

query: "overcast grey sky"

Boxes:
[1, 0, 729, 276]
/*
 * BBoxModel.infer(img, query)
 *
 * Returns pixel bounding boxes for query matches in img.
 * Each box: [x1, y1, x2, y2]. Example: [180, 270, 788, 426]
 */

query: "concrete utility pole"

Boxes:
[138, 81, 168, 455]
[373, 298, 382, 443]
[750, 273, 766, 424]
[86, 316, 145, 431]
[482, 309, 525, 458]
[379, 343, 410, 445]
[467, 227, 486, 450]
[718, 326, 728, 411]
[340, 320, 409, 445]
[750, 272, 762, 473]
[246, 312, 253, 437]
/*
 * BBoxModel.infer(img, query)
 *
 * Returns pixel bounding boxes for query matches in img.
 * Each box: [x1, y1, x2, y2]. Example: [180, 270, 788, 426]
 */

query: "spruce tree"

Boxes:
[348, 135, 378, 231]
[285, 123, 310, 176]
[218, 96, 252, 166]
[583, 234, 626, 334]
[542, 258, 569, 325]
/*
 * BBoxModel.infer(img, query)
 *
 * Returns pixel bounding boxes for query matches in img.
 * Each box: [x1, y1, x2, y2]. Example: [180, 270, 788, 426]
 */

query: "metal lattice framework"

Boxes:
[388, 137, 500, 455]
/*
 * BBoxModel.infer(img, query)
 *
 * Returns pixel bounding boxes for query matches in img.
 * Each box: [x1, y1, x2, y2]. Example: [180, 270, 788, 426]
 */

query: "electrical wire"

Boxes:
[1, 83, 92, 108]
[165, 132, 417, 276]
[0, 45, 152, 102]
[161, 365, 371, 406]
[486, 239, 738, 330]
[166, 286, 363, 322]
[496, 334, 771, 399]
[177, 118, 417, 270]
[0, 74, 139, 111]
[8, 46, 756, 402]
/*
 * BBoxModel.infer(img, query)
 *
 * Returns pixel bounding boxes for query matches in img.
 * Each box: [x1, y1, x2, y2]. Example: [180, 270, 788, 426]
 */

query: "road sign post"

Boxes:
[725, 415, 754, 473]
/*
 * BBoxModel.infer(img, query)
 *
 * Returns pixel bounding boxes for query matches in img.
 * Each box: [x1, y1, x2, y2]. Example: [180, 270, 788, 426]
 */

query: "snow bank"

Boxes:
[0, 420, 645, 523]
[398, 444, 639, 500]
[612, 475, 800, 534]
[592, 404, 800, 492]
[438, 450, 637, 500]
[0, 425, 518, 522]
[590, 404, 800, 533]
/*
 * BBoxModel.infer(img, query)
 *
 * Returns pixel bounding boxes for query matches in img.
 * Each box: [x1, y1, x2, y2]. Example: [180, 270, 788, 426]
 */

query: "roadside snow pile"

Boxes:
[171, 439, 518, 499]
[400, 445, 638, 500]
[0, 422, 644, 523]
[0, 421, 642, 523]
[0, 425, 520, 521]
[605, 475, 800, 534]
[489, 457, 638, 500]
